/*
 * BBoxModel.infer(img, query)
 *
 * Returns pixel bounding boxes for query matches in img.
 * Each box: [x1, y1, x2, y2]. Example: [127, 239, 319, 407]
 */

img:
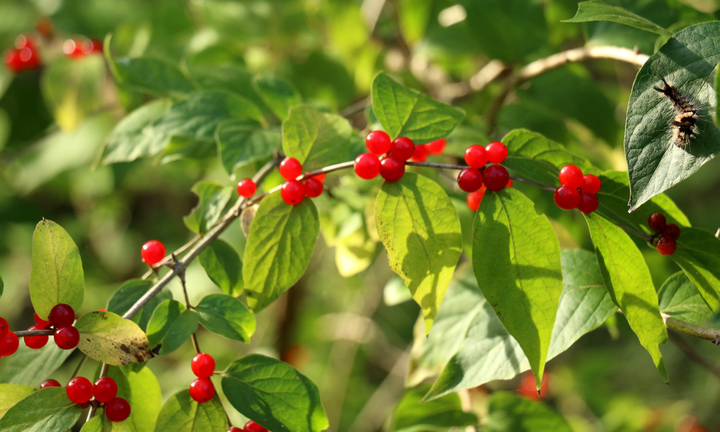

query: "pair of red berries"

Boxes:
[63, 38, 102, 58]
[0, 304, 79, 356]
[4, 35, 41, 73]
[553, 165, 601, 214]
[410, 138, 446, 162]
[229, 421, 269, 432]
[278, 158, 326, 205]
[648, 213, 680, 255]
[189, 353, 216, 403]
[355, 131, 422, 182]
[458, 142, 510, 194]
[61, 376, 130, 422]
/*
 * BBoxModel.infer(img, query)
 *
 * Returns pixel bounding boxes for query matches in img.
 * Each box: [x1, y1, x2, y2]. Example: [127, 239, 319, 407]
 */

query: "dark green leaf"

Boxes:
[153, 391, 226, 432]
[484, 392, 573, 432]
[658, 272, 714, 326]
[561, 1, 672, 36]
[0, 388, 81, 432]
[216, 121, 281, 174]
[253, 76, 301, 121]
[146, 300, 199, 355]
[107, 279, 173, 332]
[282, 105, 353, 171]
[107, 54, 196, 98]
[0, 384, 34, 419]
[671, 227, 720, 311]
[222, 355, 329, 432]
[75, 311, 151, 366]
[0, 343, 74, 387]
[183, 181, 232, 234]
[107, 366, 163, 432]
[199, 239, 243, 296]
[196, 293, 256, 342]
[375, 173, 462, 333]
[390, 384, 477, 431]
[371, 73, 465, 144]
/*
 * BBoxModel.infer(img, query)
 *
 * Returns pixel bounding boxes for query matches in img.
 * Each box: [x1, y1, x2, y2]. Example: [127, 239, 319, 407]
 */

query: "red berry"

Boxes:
[483, 165, 509, 191]
[558, 165, 583, 189]
[66, 377, 93, 404]
[657, 236, 677, 256]
[244, 420, 269, 432]
[304, 178, 323, 198]
[427, 138, 446, 155]
[281, 180, 305, 205]
[4, 50, 23, 73]
[390, 137, 415, 161]
[663, 223, 681, 240]
[54, 326, 79, 350]
[34, 312, 52, 329]
[0, 317, 8, 339]
[189, 378, 215, 403]
[105, 397, 131, 422]
[279, 157, 302, 181]
[365, 131, 391, 155]
[507, 178, 513, 188]
[485, 142, 508, 164]
[354, 153, 380, 180]
[0, 332, 19, 356]
[229, 428, 243, 432]
[580, 174, 601, 194]
[577, 193, 599, 214]
[25, 325, 48, 349]
[554, 186, 580, 210]
[18, 46, 39, 69]
[191, 353, 216, 378]
[648, 213, 667, 232]
[142, 240, 166, 265]
[15, 35, 35, 50]
[464, 145, 488, 169]
[410, 144, 430, 162]
[94, 377, 118, 403]
[467, 187, 486, 212]
[237, 179, 257, 198]
[40, 379, 61, 389]
[457, 168, 484, 192]
[81, 39, 102, 54]
[379, 156, 405, 182]
[306, 172, 326, 182]
[63, 39, 84, 58]
[50, 304, 75, 328]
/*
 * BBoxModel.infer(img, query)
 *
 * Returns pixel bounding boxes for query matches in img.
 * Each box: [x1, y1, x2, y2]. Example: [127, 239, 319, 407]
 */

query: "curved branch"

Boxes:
[663, 314, 720, 345]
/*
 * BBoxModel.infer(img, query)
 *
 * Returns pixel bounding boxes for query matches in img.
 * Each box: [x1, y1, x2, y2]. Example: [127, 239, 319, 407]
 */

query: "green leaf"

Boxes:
[561, 1, 673, 36]
[100, 99, 173, 165]
[472, 188, 562, 389]
[371, 73, 465, 144]
[216, 121, 281, 174]
[153, 391, 227, 432]
[107, 55, 196, 98]
[0, 273, 3, 300]
[0, 343, 74, 387]
[183, 181, 232, 234]
[624, 22, 720, 210]
[221, 355, 329, 432]
[584, 213, 668, 381]
[199, 239, 243, 296]
[30, 219, 84, 320]
[659, 272, 714, 326]
[75, 311, 151, 366]
[107, 366, 163, 432]
[390, 384, 477, 431]
[0, 388, 82, 432]
[81, 415, 133, 432]
[253, 76, 302, 121]
[335, 227, 377, 277]
[146, 300, 199, 355]
[107, 279, 173, 332]
[243, 192, 320, 311]
[282, 105, 353, 171]
[671, 227, 720, 311]
[375, 173, 462, 333]
[0, 384, 34, 419]
[196, 293, 256, 342]
[484, 392, 573, 432]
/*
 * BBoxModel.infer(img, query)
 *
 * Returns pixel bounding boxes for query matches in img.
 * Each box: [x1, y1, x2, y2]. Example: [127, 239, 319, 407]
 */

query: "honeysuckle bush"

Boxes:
[1, 0, 720, 431]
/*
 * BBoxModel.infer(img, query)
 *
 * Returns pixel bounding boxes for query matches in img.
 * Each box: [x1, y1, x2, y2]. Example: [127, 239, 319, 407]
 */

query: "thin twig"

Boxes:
[340, 97, 371, 118]
[172, 253, 201, 354]
[668, 331, 720, 381]
[663, 314, 720, 345]
[71, 355, 88, 379]
[15, 329, 54, 337]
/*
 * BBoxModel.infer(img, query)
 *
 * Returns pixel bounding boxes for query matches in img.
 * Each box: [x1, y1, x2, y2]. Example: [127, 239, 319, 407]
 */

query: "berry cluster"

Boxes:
[410, 138, 446, 162]
[0, 303, 80, 357]
[228, 421, 269, 432]
[189, 353, 216, 403]
[553, 165, 601, 214]
[61, 376, 130, 422]
[278, 157, 326, 205]
[142, 240, 166, 266]
[355, 131, 417, 182]
[462, 142, 511, 211]
[63, 38, 103, 59]
[648, 213, 681, 255]
[3, 35, 41, 73]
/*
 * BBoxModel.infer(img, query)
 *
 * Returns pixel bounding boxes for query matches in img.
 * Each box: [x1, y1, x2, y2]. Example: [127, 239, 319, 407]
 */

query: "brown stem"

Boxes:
[172, 253, 201, 355]
[15, 329, 54, 337]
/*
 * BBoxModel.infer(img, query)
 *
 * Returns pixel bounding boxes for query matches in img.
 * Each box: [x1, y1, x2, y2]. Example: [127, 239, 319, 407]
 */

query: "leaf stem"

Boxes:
[663, 313, 720, 345]
[71, 355, 88, 379]
[171, 253, 201, 355]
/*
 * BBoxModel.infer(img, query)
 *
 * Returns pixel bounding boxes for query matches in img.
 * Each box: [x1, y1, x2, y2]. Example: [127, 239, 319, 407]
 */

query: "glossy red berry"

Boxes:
[4, 50, 23, 73]
[648, 213, 667, 232]
[467, 187, 486, 212]
[485, 142, 508, 164]
[15, 35, 35, 50]
[54, 326, 79, 350]
[390, 137, 415, 161]
[664, 223, 681, 240]
[105, 397, 131, 422]
[0, 317, 8, 339]
[237, 179, 257, 198]
[657, 236, 677, 256]
[66, 377, 93, 404]
[379, 156, 405, 182]
[94, 377, 119, 403]
[281, 180, 305, 205]
[304, 178, 323, 198]
[464, 145, 488, 169]
[244, 420, 269, 432]
[189, 378, 215, 403]
[18, 46, 40, 69]
[279, 157, 302, 181]
[580, 174, 601, 194]
[40, 379, 61, 389]
[354, 153, 380, 180]
[427, 138, 446, 155]
[507, 178, 513, 188]
[0, 332, 19, 356]
[63, 39, 84, 58]
[34, 312, 52, 329]
[81, 39, 102, 54]
[577, 193, 599, 214]
[25, 325, 48, 349]
[558, 165, 583, 189]
[50, 304, 75, 328]
[457, 168, 484, 192]
[554, 186, 580, 210]
[483, 165, 510, 191]
[365, 131, 392, 155]
[411, 144, 430, 162]
[191, 353, 216, 378]
[308, 172, 326, 182]
[228, 428, 243, 432]
[141, 240, 166, 265]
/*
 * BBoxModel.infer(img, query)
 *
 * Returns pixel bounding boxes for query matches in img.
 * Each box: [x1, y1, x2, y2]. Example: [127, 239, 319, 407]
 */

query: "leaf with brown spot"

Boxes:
[75, 311, 151, 366]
